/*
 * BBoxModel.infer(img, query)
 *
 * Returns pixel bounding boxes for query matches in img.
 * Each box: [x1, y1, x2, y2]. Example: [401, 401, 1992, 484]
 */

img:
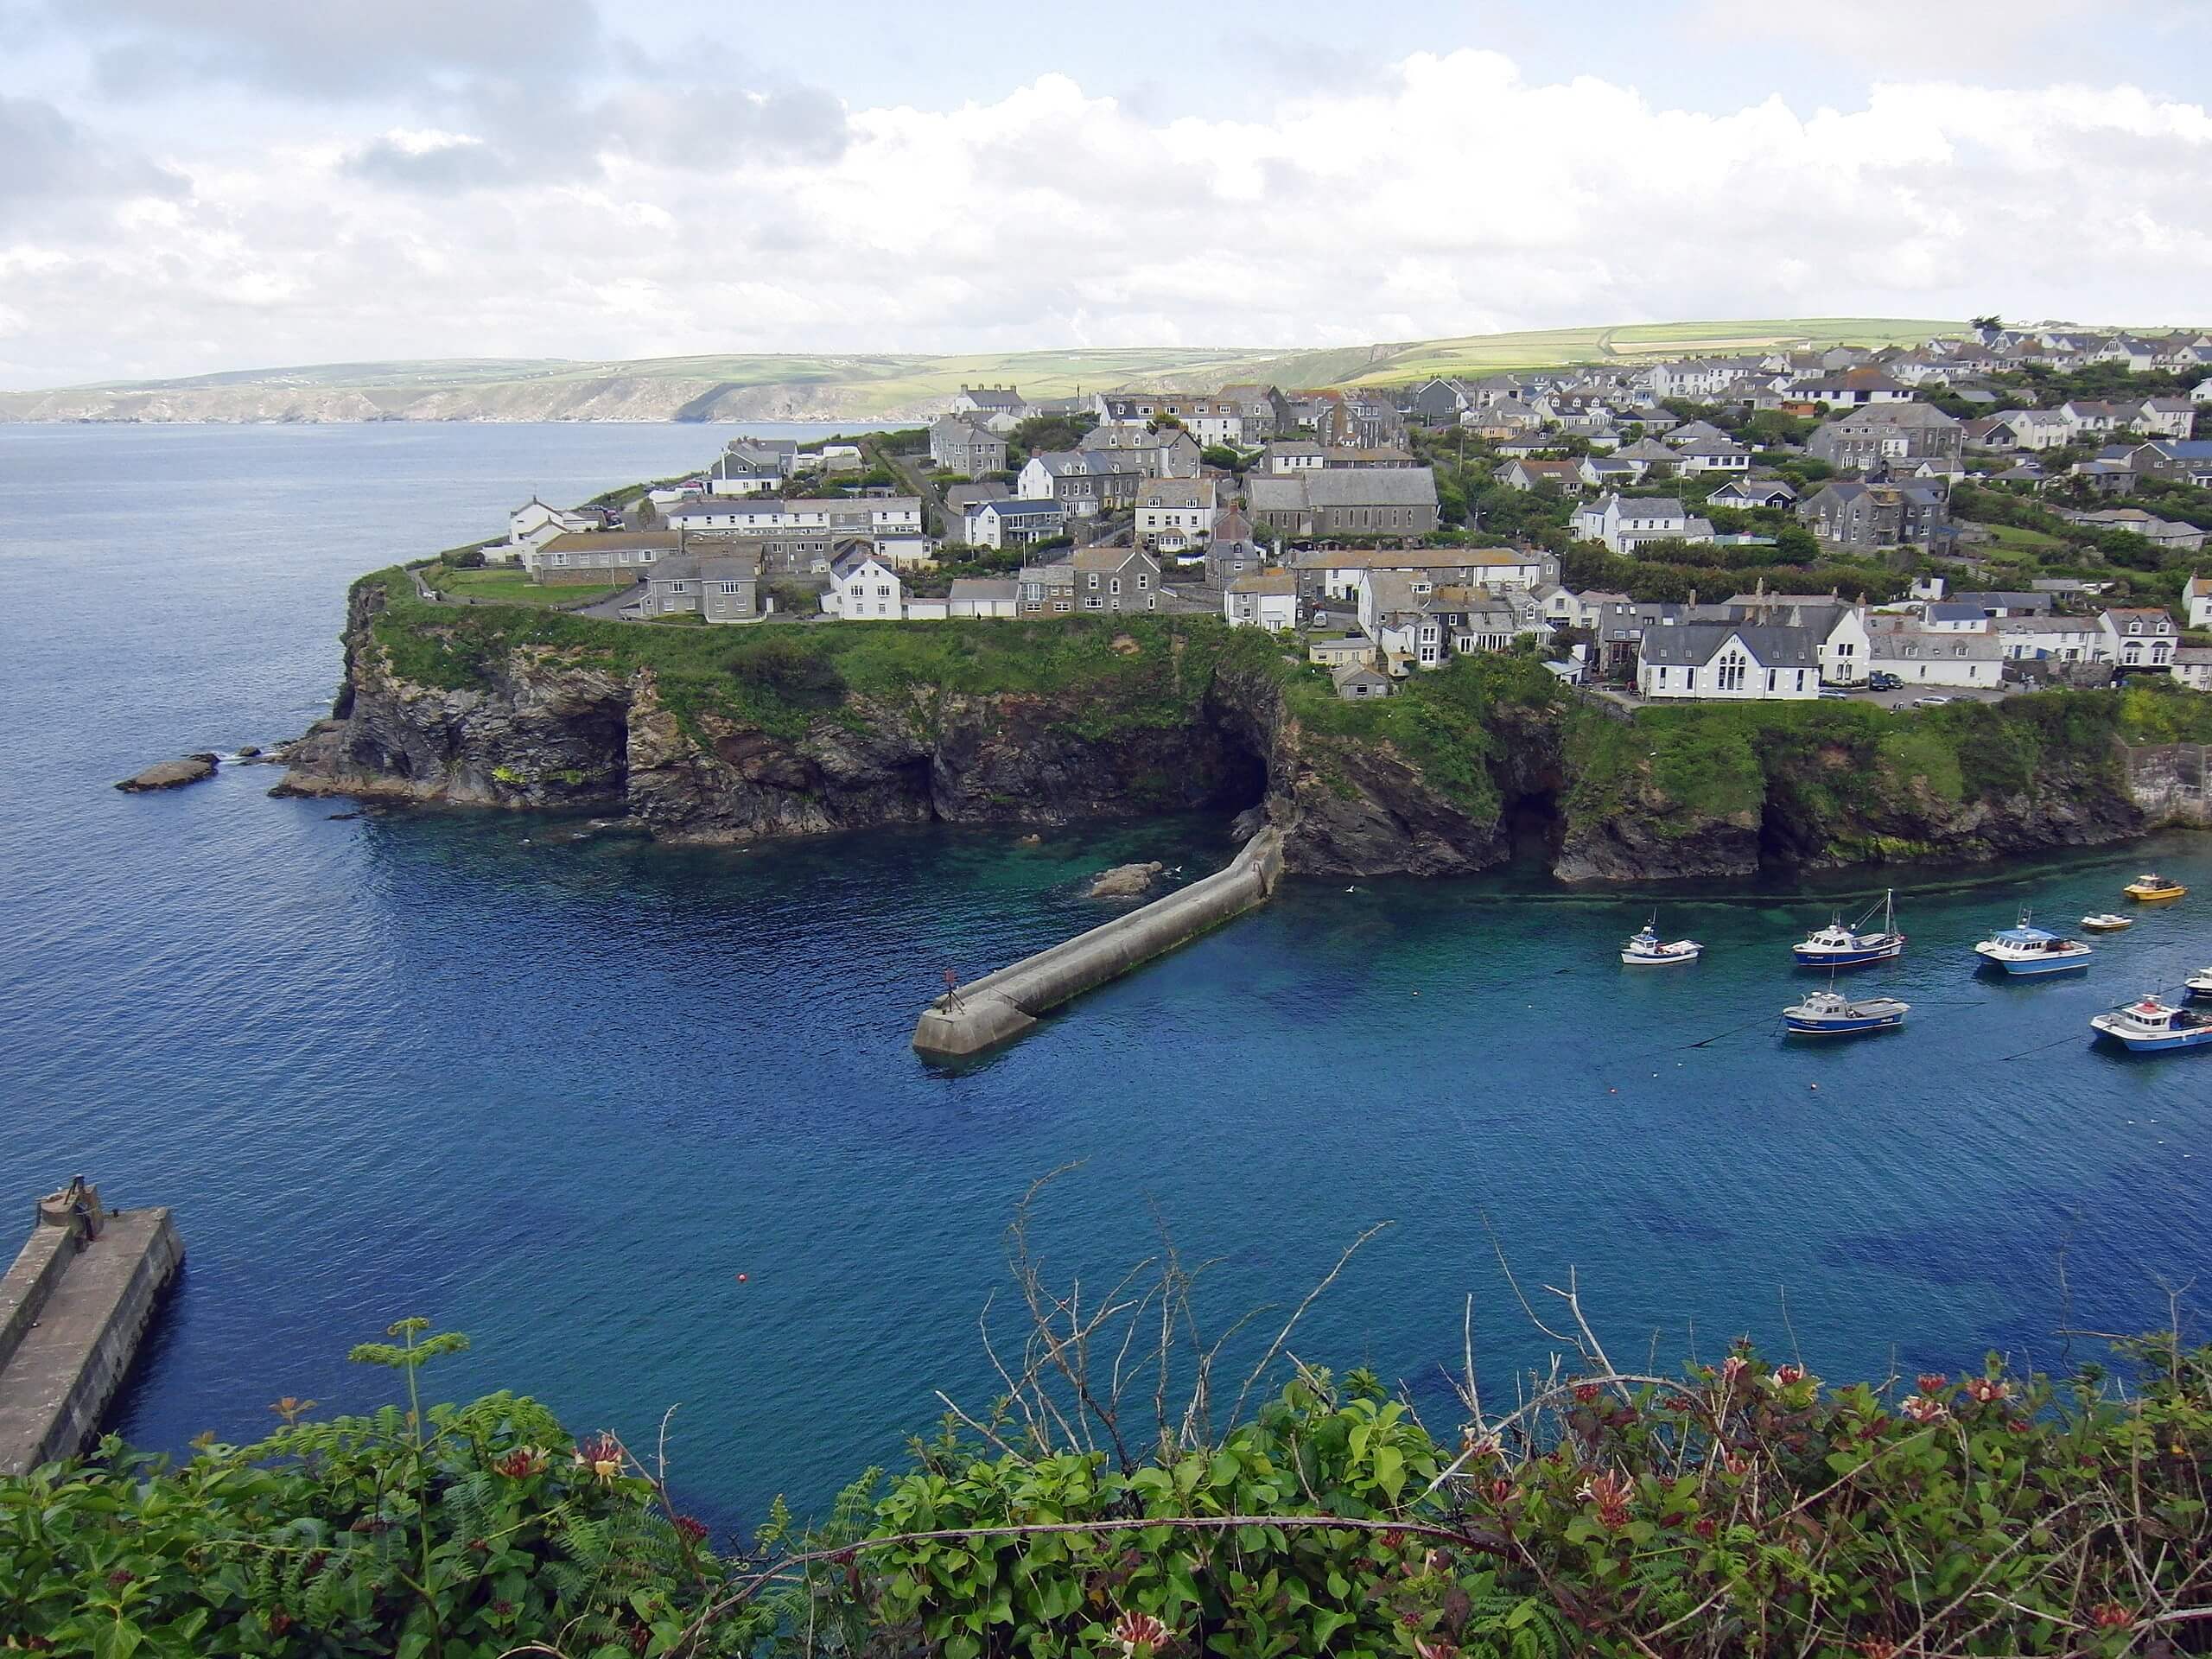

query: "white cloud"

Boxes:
[5, 48, 2212, 387]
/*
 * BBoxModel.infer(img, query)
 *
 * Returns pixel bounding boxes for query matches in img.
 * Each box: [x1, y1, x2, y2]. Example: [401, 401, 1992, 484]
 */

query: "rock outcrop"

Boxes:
[116, 754, 218, 792]
[278, 576, 2165, 884]
[1088, 862, 1165, 898]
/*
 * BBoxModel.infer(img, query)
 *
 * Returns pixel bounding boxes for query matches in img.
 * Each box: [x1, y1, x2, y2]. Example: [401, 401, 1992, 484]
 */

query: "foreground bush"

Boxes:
[3, 1324, 2207, 1656]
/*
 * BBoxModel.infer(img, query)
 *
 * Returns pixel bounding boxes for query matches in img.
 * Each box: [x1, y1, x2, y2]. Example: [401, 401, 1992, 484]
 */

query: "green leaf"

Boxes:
[90, 1618, 143, 1659]
[1372, 1445, 1405, 1503]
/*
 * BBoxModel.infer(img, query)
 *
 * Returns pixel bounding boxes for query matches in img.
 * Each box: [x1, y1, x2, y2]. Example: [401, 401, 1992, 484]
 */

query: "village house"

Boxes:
[1785, 368, 1915, 406]
[929, 416, 1007, 477]
[946, 577, 1020, 618]
[1995, 615, 2103, 664]
[1866, 620, 2003, 688]
[1637, 623, 1821, 701]
[1495, 458, 1584, 493]
[708, 440, 798, 496]
[1572, 494, 1716, 555]
[1728, 591, 1876, 685]
[1259, 439, 1325, 473]
[1798, 480, 1951, 552]
[2172, 646, 2212, 692]
[822, 549, 905, 620]
[527, 529, 681, 581]
[1294, 546, 1559, 604]
[499, 498, 598, 563]
[949, 385, 1030, 433]
[944, 480, 1010, 530]
[1202, 505, 1263, 589]
[1308, 633, 1374, 670]
[2058, 508, 2206, 553]
[1018, 450, 1142, 516]
[1408, 378, 1473, 425]
[1218, 384, 1294, 441]
[2137, 398, 2198, 441]
[1077, 423, 1203, 479]
[1224, 569, 1297, 631]
[2186, 574, 2212, 631]
[640, 555, 760, 624]
[1707, 477, 1799, 511]
[965, 496, 1066, 550]
[1016, 546, 1163, 616]
[1135, 476, 1219, 555]
[1332, 663, 1396, 699]
[1312, 392, 1406, 449]
[1674, 435, 1754, 476]
[1805, 404, 1964, 472]
[1357, 573, 1447, 670]
[2098, 607, 2177, 670]
[1246, 467, 1439, 541]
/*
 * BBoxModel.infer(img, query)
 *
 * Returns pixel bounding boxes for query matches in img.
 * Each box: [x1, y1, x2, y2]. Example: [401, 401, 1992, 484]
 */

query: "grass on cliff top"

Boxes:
[1562, 686, 2212, 842]
[358, 567, 1282, 741]
[1280, 651, 1570, 816]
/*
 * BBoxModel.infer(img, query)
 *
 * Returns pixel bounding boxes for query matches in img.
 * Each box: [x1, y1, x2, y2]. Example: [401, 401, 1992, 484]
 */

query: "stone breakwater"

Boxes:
[0, 1184, 183, 1475]
[913, 829, 1286, 1058]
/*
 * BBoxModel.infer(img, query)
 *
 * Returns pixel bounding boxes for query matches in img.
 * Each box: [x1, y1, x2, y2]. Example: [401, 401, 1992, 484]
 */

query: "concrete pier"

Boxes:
[0, 1182, 183, 1475]
[914, 827, 1286, 1058]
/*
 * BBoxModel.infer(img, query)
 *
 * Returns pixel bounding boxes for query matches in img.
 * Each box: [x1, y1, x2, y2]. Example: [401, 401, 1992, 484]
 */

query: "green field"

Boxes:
[422, 566, 624, 607]
[2, 317, 1975, 422]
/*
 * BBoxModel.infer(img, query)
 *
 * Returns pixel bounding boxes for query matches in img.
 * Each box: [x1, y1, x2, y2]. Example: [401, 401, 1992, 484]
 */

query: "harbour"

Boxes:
[4, 422, 2211, 1525]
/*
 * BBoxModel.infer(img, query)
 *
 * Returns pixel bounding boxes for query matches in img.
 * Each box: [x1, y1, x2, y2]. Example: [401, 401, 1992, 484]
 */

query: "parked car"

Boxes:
[1914, 695, 1953, 707]
[1868, 671, 1904, 691]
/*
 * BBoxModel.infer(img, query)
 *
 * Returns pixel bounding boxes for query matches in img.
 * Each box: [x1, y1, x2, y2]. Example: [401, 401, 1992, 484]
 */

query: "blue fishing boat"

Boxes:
[1974, 911, 2093, 976]
[1782, 987, 1910, 1036]
[2089, 995, 2212, 1053]
[1792, 890, 1905, 969]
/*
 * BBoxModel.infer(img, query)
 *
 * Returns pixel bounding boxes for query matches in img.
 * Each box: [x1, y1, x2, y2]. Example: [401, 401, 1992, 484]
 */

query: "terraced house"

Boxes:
[1015, 547, 1162, 616]
[1135, 476, 1218, 555]
[1807, 404, 1964, 472]
[1799, 480, 1951, 551]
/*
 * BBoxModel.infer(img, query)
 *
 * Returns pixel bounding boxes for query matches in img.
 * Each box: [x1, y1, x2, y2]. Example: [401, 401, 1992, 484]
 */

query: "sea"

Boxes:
[1, 422, 2208, 1529]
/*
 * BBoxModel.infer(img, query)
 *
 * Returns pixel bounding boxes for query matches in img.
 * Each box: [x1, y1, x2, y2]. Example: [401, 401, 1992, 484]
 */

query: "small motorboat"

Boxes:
[1792, 889, 1905, 969]
[2184, 968, 2212, 999]
[1622, 916, 1702, 966]
[1783, 988, 1910, 1036]
[1974, 912, 2093, 976]
[2122, 874, 2187, 902]
[2090, 995, 2212, 1052]
[2080, 912, 2133, 932]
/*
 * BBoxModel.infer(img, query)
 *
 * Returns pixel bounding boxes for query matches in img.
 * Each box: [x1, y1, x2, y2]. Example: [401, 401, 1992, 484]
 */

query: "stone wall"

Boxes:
[2120, 741, 2212, 827]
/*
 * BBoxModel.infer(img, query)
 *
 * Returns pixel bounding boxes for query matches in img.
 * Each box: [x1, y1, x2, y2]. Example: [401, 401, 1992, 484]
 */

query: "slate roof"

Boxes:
[1636, 621, 1819, 669]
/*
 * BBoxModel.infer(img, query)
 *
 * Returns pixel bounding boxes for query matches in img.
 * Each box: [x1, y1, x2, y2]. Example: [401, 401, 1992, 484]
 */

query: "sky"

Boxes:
[2, 0, 2210, 390]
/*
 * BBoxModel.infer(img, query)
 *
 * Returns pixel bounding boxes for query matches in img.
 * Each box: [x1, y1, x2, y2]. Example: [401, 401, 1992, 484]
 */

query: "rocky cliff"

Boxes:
[277, 575, 2171, 882]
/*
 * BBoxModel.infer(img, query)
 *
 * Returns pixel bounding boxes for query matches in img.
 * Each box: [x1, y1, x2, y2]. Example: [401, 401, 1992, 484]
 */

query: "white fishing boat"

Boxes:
[1622, 916, 1702, 966]
[2080, 913, 2133, 932]
[1782, 988, 1910, 1036]
[2184, 968, 2212, 999]
[1973, 911, 2093, 976]
[2089, 995, 2212, 1052]
[1792, 890, 1905, 969]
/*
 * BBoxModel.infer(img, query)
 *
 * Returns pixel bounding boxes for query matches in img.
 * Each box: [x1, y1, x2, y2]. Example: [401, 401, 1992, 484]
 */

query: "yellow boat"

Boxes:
[2122, 873, 2187, 902]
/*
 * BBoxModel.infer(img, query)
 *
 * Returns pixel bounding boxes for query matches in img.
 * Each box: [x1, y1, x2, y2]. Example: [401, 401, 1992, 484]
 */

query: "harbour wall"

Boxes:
[913, 827, 1286, 1058]
[0, 1184, 184, 1475]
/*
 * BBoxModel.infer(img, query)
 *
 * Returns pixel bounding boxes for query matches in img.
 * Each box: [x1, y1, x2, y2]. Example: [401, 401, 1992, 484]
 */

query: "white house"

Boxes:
[822, 550, 904, 620]
[499, 499, 595, 563]
[965, 497, 1065, 550]
[1995, 616, 2102, 663]
[1135, 476, 1219, 555]
[1573, 494, 1715, 555]
[1674, 435, 1753, 476]
[1224, 569, 1298, 631]
[2185, 574, 2212, 631]
[2098, 608, 2177, 669]
[1636, 623, 1821, 701]
[2172, 646, 2212, 691]
[947, 578, 1020, 618]
[1867, 623, 2004, 688]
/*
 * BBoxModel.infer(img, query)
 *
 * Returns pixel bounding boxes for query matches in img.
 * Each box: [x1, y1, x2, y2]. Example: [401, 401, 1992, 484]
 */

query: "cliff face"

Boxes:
[278, 582, 2160, 882]
[277, 582, 1266, 841]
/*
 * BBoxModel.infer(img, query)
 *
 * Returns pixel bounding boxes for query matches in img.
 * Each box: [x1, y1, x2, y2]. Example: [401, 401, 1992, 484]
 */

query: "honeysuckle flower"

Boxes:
[1423, 1548, 1450, 1574]
[1723, 1452, 1751, 1476]
[1572, 1382, 1600, 1404]
[493, 1445, 550, 1479]
[1414, 1640, 1459, 1659]
[1459, 1430, 1501, 1461]
[1771, 1364, 1806, 1388]
[1487, 1477, 1515, 1505]
[1901, 1395, 1948, 1424]
[2088, 1603, 2135, 1630]
[1719, 1356, 1750, 1385]
[1109, 1609, 1173, 1656]
[572, 1432, 625, 1484]
[1576, 1469, 1634, 1529]
[1963, 1376, 2009, 1404]
[1916, 1372, 1950, 1396]
[1857, 1639, 1897, 1659]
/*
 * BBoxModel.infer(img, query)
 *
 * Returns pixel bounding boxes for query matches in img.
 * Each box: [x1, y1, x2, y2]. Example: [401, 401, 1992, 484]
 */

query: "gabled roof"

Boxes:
[1637, 622, 1819, 669]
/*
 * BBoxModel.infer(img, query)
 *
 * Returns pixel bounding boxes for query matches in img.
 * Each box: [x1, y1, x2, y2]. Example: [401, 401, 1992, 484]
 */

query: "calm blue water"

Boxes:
[2, 423, 2208, 1530]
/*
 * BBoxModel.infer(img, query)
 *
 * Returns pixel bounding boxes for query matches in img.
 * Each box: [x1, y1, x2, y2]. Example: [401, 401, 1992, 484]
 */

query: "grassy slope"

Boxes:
[8, 319, 1969, 417]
